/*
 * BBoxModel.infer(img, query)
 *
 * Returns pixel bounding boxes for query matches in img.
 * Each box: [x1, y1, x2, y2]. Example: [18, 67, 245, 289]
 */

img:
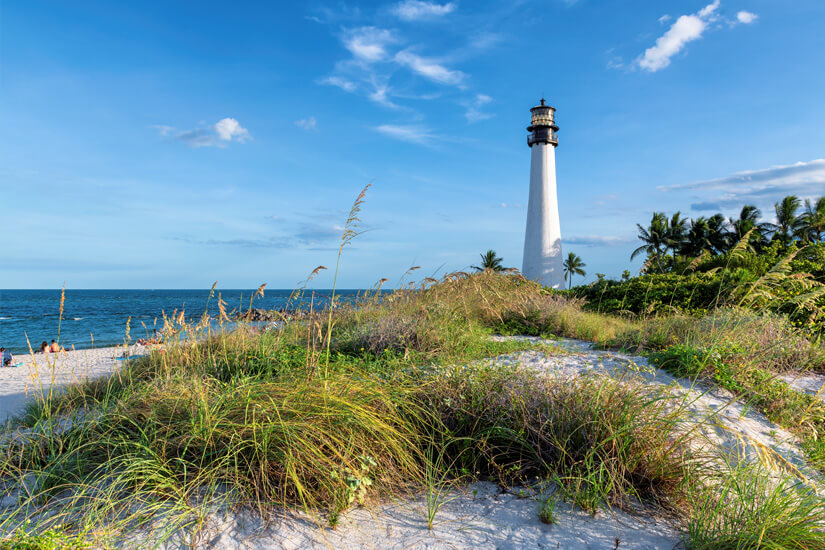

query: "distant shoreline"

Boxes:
[0, 344, 142, 422]
[0, 288, 375, 355]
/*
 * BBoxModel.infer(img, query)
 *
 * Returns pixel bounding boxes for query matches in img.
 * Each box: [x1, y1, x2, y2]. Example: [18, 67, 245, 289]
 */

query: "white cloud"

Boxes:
[658, 14, 672, 24]
[392, 0, 456, 21]
[737, 11, 758, 24]
[156, 118, 251, 148]
[295, 117, 317, 130]
[321, 76, 358, 93]
[374, 124, 437, 145]
[637, 1, 720, 72]
[344, 26, 396, 62]
[394, 49, 465, 86]
[697, 0, 720, 18]
[463, 93, 493, 122]
[367, 82, 401, 108]
[215, 118, 251, 142]
[660, 159, 825, 210]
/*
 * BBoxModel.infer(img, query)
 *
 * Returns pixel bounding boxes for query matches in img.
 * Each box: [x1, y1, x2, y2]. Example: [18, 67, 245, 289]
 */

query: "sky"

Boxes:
[2, 0, 825, 289]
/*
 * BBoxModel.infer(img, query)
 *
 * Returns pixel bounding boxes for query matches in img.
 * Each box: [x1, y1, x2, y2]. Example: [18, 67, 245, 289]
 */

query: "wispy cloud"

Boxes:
[394, 49, 465, 86]
[374, 124, 437, 145]
[637, 1, 721, 72]
[177, 236, 291, 249]
[295, 116, 317, 130]
[566, 235, 635, 247]
[152, 125, 175, 136]
[691, 201, 723, 211]
[156, 118, 252, 148]
[320, 75, 358, 92]
[391, 0, 456, 21]
[343, 26, 397, 62]
[658, 14, 672, 25]
[367, 79, 402, 108]
[463, 93, 493, 122]
[177, 218, 347, 250]
[490, 202, 523, 209]
[319, 9, 496, 118]
[661, 159, 825, 210]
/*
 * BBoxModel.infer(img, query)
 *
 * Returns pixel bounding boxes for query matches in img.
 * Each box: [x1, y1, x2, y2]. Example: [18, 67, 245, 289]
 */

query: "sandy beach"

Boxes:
[0, 344, 141, 423]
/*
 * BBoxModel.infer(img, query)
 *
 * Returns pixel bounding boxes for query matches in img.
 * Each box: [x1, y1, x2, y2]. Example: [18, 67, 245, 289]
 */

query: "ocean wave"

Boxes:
[73, 317, 84, 321]
[0, 317, 9, 320]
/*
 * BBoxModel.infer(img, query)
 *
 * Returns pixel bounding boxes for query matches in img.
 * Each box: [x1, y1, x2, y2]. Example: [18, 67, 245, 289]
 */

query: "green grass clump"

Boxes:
[424, 363, 696, 514]
[538, 495, 559, 525]
[0, 525, 88, 549]
[686, 464, 825, 549]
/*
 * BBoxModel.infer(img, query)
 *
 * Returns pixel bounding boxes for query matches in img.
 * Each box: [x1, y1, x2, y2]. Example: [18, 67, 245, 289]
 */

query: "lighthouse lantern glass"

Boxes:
[531, 107, 553, 127]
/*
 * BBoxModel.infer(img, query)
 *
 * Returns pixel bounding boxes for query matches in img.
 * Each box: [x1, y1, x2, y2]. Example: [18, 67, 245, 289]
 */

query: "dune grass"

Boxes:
[2, 271, 824, 548]
[686, 462, 825, 550]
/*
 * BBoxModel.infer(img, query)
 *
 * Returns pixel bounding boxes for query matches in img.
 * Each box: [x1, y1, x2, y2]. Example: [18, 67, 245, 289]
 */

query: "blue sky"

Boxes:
[2, 0, 824, 289]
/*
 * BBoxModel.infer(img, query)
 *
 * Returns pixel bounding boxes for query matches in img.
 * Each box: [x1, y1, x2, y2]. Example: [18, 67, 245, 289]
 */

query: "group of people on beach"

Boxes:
[0, 340, 64, 367]
[0, 333, 164, 366]
[38, 340, 65, 354]
[137, 329, 163, 346]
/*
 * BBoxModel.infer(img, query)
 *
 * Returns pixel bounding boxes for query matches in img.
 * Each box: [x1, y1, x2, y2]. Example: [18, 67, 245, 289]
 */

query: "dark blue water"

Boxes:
[0, 289, 365, 354]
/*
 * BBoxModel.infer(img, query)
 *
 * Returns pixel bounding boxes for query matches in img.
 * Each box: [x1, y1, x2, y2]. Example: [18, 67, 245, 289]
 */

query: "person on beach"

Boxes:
[49, 339, 63, 353]
[1, 347, 12, 366]
[39, 341, 49, 354]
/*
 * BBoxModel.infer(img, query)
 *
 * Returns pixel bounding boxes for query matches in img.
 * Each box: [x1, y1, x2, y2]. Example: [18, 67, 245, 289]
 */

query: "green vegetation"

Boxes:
[538, 495, 559, 525]
[0, 525, 89, 550]
[3, 190, 825, 548]
[574, 196, 825, 333]
[2, 270, 823, 548]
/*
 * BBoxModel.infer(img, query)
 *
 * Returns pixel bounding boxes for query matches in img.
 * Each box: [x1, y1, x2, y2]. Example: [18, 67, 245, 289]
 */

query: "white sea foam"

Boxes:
[73, 317, 83, 320]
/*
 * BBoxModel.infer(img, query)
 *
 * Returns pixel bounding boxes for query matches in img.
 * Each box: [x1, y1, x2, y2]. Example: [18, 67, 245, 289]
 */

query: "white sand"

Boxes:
[0, 345, 141, 423]
[781, 371, 825, 402]
[198, 481, 681, 549]
[2, 336, 822, 548]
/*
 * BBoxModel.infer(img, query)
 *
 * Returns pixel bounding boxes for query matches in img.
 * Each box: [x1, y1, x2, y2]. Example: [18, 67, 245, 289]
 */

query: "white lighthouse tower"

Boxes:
[522, 99, 565, 288]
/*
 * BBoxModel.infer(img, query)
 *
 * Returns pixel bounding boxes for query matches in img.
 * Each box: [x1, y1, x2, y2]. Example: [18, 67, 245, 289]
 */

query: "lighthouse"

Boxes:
[522, 99, 565, 289]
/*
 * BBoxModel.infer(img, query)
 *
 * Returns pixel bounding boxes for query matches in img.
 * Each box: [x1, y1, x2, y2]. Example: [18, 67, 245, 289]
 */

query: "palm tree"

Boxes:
[798, 196, 825, 243]
[728, 205, 768, 250]
[563, 252, 586, 289]
[472, 249, 504, 272]
[666, 211, 688, 257]
[681, 217, 711, 258]
[767, 195, 802, 245]
[706, 214, 729, 254]
[631, 212, 669, 273]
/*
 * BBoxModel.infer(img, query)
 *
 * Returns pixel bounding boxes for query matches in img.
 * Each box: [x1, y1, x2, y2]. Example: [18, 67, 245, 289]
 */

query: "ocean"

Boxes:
[0, 289, 363, 354]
